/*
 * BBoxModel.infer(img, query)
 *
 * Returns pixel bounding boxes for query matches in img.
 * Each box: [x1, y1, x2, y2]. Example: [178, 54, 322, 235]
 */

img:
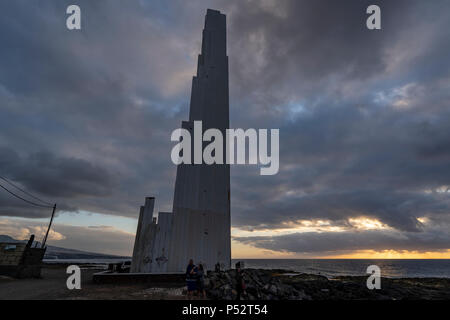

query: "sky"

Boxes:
[1, 0, 450, 258]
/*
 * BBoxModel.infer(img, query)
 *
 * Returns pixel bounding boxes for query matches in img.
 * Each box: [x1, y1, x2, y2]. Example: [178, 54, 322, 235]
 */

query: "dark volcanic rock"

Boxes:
[205, 269, 450, 300]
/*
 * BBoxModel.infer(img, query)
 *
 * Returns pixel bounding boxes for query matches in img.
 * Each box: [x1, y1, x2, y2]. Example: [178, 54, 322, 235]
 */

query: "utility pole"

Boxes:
[42, 203, 56, 248]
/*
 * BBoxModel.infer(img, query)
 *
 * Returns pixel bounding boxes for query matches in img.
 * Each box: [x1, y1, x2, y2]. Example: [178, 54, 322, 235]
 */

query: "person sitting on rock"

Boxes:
[186, 259, 197, 299]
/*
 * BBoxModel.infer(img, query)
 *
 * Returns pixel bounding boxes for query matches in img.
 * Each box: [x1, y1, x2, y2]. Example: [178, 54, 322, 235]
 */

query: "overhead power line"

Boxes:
[0, 176, 57, 249]
[0, 176, 52, 206]
[0, 183, 53, 208]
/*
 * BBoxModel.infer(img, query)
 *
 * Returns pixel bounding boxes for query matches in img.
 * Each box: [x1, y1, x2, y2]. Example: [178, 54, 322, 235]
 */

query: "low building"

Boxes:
[0, 235, 46, 278]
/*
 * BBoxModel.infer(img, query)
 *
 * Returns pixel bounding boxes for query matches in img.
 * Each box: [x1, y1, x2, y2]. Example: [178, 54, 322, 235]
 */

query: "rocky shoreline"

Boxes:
[205, 269, 450, 300]
[1, 266, 448, 300]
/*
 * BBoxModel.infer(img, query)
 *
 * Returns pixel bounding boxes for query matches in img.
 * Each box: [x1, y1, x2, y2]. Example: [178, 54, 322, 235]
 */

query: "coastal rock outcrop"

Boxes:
[205, 269, 450, 300]
[206, 269, 311, 300]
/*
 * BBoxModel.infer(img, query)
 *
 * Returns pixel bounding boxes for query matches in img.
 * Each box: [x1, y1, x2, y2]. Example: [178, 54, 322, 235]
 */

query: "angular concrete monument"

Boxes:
[168, 9, 231, 272]
[131, 9, 231, 273]
[130, 198, 173, 273]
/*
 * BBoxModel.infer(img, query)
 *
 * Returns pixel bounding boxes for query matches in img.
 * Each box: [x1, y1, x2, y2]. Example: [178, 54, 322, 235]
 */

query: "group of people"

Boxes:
[185, 260, 246, 300]
[186, 259, 206, 299]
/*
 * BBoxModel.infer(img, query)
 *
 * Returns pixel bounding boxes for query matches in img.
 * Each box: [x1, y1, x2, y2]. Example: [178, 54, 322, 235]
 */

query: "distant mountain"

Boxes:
[0, 234, 130, 260]
[0, 235, 17, 242]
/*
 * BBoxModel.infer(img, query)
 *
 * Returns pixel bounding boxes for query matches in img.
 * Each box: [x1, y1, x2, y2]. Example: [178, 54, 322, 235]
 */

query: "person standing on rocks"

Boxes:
[197, 263, 206, 298]
[186, 259, 198, 299]
[235, 262, 246, 300]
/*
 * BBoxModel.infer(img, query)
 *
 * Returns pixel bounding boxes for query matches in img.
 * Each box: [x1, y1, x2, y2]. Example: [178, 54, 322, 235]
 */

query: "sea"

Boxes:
[231, 259, 450, 278]
[44, 258, 450, 278]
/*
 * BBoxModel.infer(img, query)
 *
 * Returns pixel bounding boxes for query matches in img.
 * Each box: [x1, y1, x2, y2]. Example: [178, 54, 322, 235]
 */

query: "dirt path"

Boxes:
[0, 266, 187, 300]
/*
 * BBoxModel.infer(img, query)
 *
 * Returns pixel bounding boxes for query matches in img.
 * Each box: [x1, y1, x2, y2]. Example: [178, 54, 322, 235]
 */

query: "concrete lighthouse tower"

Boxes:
[130, 9, 231, 273]
[167, 9, 231, 272]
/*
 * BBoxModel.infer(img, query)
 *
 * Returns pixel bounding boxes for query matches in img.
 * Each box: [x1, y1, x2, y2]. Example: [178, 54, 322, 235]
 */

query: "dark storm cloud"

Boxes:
[231, 102, 450, 232]
[225, 0, 432, 121]
[0, 0, 190, 218]
[0, 146, 111, 218]
[233, 188, 450, 233]
[233, 212, 450, 255]
[1, 0, 450, 254]
[233, 227, 450, 254]
[0, 147, 113, 197]
[224, 1, 450, 235]
[224, 0, 450, 253]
